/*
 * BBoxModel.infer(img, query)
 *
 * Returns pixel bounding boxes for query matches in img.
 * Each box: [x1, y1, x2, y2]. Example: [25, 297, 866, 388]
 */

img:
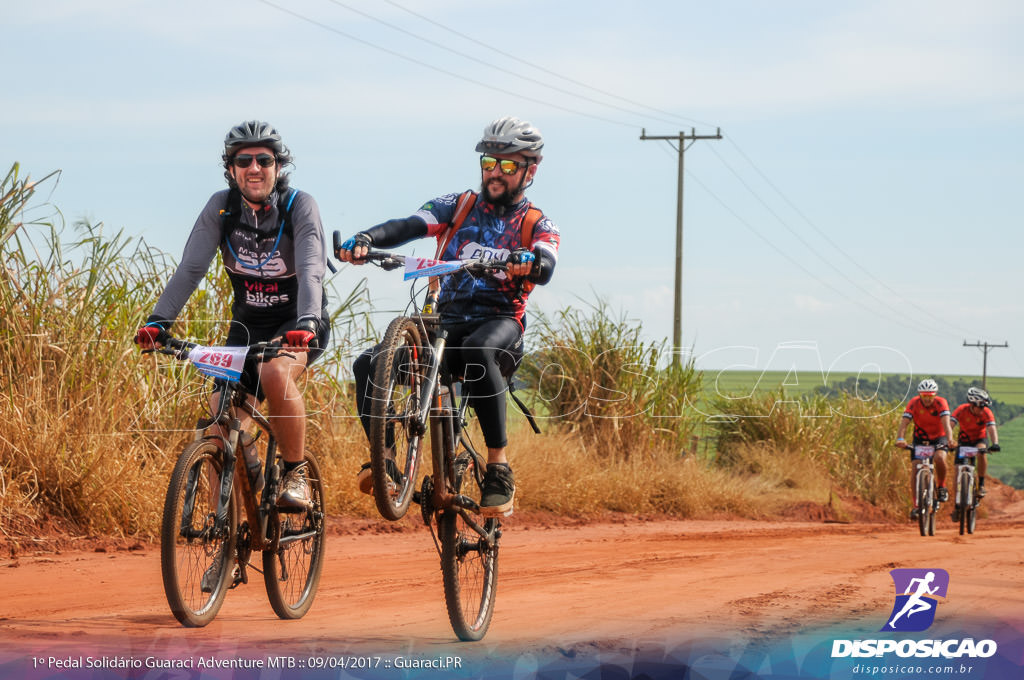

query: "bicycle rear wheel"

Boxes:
[369, 316, 426, 521]
[440, 453, 500, 641]
[160, 440, 237, 627]
[263, 452, 326, 619]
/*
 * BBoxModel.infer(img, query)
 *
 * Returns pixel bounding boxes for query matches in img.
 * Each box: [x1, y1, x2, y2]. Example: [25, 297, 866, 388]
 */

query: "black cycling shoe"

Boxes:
[909, 507, 922, 521]
[978, 485, 987, 498]
[480, 464, 516, 517]
[936, 487, 949, 503]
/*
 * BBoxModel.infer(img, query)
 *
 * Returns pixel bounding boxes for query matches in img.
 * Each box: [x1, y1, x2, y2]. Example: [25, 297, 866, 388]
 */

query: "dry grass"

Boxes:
[2, 163, 910, 550]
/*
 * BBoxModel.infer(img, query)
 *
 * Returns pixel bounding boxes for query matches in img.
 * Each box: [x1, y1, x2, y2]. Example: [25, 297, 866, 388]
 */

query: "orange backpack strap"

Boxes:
[434, 190, 477, 258]
[426, 190, 477, 310]
[521, 204, 543, 249]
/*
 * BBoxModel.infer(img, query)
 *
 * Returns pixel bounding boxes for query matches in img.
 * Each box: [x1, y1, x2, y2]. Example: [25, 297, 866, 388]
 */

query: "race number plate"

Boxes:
[959, 446, 979, 458]
[403, 257, 464, 280]
[187, 345, 247, 381]
[913, 445, 935, 460]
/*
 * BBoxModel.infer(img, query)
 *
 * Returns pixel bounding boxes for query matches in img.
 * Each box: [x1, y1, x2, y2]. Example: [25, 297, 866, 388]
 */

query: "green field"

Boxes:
[703, 370, 1024, 405]
[703, 370, 1024, 488]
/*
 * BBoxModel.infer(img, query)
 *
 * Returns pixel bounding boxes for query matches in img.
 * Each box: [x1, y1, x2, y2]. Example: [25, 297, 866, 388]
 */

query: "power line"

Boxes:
[682, 168, 957, 342]
[380, 0, 716, 129]
[721, 134, 975, 338]
[255, 0, 636, 127]
[323, 0, 694, 130]
[704, 140, 958, 341]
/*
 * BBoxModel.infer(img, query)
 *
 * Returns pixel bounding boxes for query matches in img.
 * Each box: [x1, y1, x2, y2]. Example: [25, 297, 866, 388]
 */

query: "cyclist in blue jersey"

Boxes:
[135, 120, 331, 512]
[337, 116, 560, 516]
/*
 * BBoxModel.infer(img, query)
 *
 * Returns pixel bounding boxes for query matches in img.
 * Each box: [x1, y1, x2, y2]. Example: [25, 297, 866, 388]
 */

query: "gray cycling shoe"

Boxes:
[277, 462, 312, 510]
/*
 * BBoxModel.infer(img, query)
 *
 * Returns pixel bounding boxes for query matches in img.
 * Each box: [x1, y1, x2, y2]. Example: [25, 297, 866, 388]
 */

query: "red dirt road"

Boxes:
[3, 505, 1024, 676]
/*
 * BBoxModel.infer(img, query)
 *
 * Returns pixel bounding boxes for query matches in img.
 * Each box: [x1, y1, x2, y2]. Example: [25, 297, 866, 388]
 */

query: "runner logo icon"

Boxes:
[881, 568, 949, 632]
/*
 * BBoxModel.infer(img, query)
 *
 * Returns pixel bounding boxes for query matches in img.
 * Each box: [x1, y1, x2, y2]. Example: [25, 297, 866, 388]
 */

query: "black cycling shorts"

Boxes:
[222, 314, 331, 400]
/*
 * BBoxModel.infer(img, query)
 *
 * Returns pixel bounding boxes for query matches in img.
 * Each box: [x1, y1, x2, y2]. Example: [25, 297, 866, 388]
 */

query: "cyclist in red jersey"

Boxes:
[951, 386, 1000, 503]
[895, 378, 954, 519]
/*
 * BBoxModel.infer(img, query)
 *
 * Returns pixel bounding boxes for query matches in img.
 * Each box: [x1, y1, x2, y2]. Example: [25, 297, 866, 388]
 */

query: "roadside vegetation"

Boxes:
[1, 163, 1020, 550]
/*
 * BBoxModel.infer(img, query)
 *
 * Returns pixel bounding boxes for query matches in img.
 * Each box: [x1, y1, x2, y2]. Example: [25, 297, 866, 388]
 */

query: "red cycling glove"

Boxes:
[285, 319, 318, 348]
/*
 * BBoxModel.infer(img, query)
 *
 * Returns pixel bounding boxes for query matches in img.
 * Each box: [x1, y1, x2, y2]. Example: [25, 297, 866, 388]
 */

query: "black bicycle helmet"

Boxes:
[224, 120, 286, 156]
[221, 120, 293, 191]
[475, 116, 544, 161]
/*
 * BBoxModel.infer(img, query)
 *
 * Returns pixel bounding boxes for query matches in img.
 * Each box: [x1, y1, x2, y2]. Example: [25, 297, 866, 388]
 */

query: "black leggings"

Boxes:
[353, 317, 523, 449]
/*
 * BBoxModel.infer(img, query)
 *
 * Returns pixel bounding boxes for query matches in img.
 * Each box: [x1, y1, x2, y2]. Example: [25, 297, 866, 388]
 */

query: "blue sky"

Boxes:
[5, 0, 1024, 382]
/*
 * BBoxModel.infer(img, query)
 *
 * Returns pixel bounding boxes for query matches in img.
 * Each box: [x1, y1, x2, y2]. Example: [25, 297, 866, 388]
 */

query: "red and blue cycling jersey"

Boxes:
[414, 193, 560, 327]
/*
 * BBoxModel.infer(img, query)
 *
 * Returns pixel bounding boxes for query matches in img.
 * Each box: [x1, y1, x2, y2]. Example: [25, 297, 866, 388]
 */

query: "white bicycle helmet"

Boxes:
[917, 378, 939, 394]
[966, 386, 991, 407]
[475, 116, 544, 161]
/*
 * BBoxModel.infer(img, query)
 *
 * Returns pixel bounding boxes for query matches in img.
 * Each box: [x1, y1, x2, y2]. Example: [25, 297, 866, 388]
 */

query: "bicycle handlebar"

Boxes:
[143, 336, 300, 363]
[358, 248, 509, 275]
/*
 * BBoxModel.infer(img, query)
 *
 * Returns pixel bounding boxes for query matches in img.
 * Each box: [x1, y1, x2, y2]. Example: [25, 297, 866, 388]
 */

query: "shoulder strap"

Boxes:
[219, 187, 244, 242]
[434, 190, 477, 259]
[220, 188, 297, 241]
[521, 204, 542, 248]
[425, 191, 477, 308]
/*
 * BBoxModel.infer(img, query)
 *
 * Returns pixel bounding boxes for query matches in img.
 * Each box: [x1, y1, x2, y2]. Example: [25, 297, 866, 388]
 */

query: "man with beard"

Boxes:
[336, 116, 560, 516]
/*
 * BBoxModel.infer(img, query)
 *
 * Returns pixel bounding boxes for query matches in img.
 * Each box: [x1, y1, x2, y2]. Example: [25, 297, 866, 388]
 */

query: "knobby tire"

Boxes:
[369, 316, 426, 521]
[440, 453, 500, 642]
[958, 470, 970, 536]
[917, 468, 931, 538]
[263, 452, 326, 619]
[160, 440, 238, 627]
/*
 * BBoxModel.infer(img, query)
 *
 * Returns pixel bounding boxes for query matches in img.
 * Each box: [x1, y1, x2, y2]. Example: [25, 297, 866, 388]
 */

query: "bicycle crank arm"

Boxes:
[452, 494, 481, 512]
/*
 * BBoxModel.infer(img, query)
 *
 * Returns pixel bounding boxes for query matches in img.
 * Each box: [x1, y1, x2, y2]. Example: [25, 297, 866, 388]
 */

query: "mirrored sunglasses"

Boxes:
[480, 155, 528, 175]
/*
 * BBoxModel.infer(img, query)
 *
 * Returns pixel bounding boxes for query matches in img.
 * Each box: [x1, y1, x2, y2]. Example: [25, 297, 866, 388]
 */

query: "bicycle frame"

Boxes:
[407, 315, 489, 521]
[196, 381, 282, 557]
[160, 341, 308, 569]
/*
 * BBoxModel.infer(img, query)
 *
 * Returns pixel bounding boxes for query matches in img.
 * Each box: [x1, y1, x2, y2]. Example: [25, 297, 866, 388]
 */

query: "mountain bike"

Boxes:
[339, 241, 539, 641]
[147, 336, 326, 627]
[952, 444, 987, 535]
[898, 442, 944, 537]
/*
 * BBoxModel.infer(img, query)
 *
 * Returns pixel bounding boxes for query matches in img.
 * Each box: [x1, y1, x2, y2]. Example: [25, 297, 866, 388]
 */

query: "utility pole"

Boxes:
[640, 127, 722, 366]
[962, 340, 1009, 389]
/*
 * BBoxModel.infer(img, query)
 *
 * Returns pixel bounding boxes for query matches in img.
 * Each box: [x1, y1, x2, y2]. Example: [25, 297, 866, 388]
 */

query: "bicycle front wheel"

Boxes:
[958, 473, 970, 536]
[916, 470, 931, 537]
[369, 316, 426, 521]
[966, 475, 978, 534]
[440, 453, 500, 641]
[263, 452, 326, 619]
[160, 440, 238, 627]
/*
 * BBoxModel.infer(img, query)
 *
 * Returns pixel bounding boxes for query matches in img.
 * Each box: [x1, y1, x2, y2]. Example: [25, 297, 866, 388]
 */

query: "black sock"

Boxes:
[283, 460, 301, 473]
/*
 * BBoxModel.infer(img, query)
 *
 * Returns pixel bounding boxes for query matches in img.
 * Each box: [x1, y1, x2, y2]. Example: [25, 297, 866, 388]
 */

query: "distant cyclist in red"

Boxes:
[895, 378, 954, 519]
[951, 386, 1000, 502]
